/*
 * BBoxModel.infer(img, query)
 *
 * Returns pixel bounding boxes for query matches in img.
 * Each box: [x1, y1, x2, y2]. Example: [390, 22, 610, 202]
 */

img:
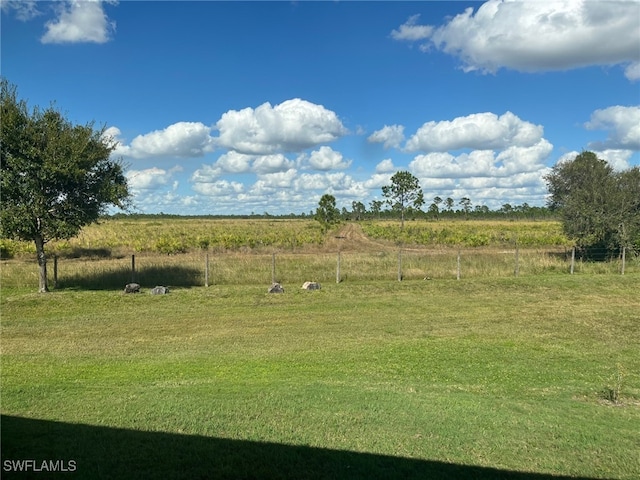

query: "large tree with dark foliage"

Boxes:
[545, 151, 640, 258]
[1, 79, 130, 292]
[382, 171, 424, 229]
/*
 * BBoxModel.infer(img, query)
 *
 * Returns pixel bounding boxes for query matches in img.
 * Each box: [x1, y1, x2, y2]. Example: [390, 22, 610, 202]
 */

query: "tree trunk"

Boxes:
[34, 234, 49, 293]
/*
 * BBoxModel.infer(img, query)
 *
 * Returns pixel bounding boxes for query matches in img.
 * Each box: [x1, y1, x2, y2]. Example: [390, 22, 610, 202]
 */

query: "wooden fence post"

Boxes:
[397, 249, 403, 282]
[621, 246, 626, 276]
[336, 251, 341, 284]
[514, 243, 520, 277]
[205, 252, 210, 287]
[570, 247, 575, 275]
[457, 250, 461, 281]
[271, 252, 276, 284]
[131, 254, 136, 283]
[53, 254, 58, 289]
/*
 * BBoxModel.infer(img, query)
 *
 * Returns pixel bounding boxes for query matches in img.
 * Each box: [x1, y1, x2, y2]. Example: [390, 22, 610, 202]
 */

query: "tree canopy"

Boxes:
[1, 79, 130, 291]
[314, 194, 340, 232]
[545, 151, 640, 258]
[382, 171, 424, 228]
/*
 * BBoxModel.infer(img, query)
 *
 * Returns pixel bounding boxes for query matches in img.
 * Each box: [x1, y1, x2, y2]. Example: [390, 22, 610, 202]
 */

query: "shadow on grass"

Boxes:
[1, 415, 607, 480]
[56, 264, 203, 290]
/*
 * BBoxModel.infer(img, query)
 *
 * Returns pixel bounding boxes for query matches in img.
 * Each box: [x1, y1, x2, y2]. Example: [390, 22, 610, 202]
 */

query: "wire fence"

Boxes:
[2, 246, 636, 291]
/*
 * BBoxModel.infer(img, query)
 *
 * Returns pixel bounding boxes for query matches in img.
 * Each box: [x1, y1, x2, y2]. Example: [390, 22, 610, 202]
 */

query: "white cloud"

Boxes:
[41, 0, 117, 44]
[585, 105, 640, 150]
[305, 146, 351, 171]
[409, 139, 552, 179]
[405, 112, 543, 152]
[126, 166, 182, 191]
[215, 98, 347, 155]
[1, 0, 41, 21]
[192, 180, 245, 197]
[368, 125, 405, 149]
[190, 164, 222, 184]
[390, 14, 433, 42]
[253, 154, 296, 175]
[393, 0, 640, 79]
[625, 62, 640, 81]
[214, 151, 253, 174]
[114, 122, 216, 159]
[375, 159, 396, 173]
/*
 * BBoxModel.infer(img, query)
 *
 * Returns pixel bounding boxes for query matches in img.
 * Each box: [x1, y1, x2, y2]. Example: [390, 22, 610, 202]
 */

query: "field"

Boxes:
[1, 219, 639, 479]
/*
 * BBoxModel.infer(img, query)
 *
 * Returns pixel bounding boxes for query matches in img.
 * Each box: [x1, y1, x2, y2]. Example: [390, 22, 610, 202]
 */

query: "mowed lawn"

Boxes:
[1, 275, 639, 479]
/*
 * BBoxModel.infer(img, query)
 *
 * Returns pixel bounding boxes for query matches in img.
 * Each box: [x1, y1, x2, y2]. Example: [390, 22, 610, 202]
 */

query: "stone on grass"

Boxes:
[124, 283, 140, 293]
[151, 286, 169, 295]
[301, 281, 321, 291]
[268, 283, 284, 293]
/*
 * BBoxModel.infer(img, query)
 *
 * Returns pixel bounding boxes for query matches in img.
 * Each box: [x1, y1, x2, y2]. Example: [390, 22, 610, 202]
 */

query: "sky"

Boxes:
[2, 0, 639, 216]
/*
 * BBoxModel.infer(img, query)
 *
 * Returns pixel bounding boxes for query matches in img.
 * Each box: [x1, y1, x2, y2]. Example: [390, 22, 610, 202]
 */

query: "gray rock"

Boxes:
[301, 281, 321, 290]
[151, 286, 169, 295]
[268, 283, 284, 293]
[124, 283, 140, 293]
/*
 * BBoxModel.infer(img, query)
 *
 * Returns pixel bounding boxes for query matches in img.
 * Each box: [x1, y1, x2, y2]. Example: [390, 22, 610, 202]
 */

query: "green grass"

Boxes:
[2, 275, 639, 479]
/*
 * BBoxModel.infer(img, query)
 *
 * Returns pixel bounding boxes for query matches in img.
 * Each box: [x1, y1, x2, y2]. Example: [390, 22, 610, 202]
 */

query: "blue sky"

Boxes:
[2, 0, 639, 215]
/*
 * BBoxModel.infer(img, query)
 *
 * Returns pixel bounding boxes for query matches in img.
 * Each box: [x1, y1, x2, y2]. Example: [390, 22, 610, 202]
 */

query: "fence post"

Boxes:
[570, 247, 575, 275]
[53, 254, 58, 289]
[205, 252, 209, 287]
[131, 254, 136, 283]
[621, 246, 626, 276]
[271, 252, 276, 284]
[336, 251, 341, 284]
[457, 250, 461, 281]
[514, 243, 520, 277]
[397, 249, 403, 281]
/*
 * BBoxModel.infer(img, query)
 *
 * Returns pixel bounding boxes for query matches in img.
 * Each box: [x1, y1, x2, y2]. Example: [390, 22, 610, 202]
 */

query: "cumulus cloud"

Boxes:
[192, 180, 245, 197]
[393, 0, 640, 80]
[375, 159, 396, 173]
[41, 0, 117, 44]
[405, 111, 543, 152]
[114, 122, 215, 159]
[368, 125, 405, 149]
[409, 139, 552, 178]
[585, 105, 640, 150]
[305, 146, 351, 171]
[215, 98, 347, 155]
[126, 166, 182, 191]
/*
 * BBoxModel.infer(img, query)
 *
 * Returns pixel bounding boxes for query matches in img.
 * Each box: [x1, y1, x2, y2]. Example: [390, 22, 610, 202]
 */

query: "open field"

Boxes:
[2, 219, 639, 478]
[2, 274, 640, 479]
[1, 217, 570, 257]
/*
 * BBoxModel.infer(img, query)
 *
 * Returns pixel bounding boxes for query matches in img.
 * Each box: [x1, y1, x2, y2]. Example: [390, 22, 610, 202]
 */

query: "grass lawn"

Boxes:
[1, 274, 639, 479]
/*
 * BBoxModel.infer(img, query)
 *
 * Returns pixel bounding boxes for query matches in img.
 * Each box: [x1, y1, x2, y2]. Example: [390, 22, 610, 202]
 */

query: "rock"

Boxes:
[268, 283, 284, 293]
[124, 283, 140, 293]
[301, 281, 321, 290]
[151, 286, 169, 295]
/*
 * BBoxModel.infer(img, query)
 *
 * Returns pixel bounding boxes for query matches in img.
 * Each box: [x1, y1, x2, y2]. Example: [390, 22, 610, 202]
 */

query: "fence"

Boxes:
[1, 246, 636, 291]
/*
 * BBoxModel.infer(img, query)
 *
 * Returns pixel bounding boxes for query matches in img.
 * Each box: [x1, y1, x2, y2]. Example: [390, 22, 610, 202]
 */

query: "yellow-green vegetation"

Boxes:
[1, 217, 325, 257]
[362, 219, 570, 247]
[2, 275, 639, 479]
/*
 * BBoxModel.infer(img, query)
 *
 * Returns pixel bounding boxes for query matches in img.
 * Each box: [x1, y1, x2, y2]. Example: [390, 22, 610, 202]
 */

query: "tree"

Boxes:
[545, 151, 640, 258]
[369, 200, 383, 219]
[444, 197, 454, 212]
[314, 194, 340, 232]
[1, 79, 130, 292]
[459, 197, 472, 218]
[351, 201, 366, 221]
[381, 171, 424, 228]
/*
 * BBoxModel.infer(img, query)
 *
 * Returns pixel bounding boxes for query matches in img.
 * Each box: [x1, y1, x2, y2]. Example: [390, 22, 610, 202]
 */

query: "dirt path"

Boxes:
[323, 223, 394, 253]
